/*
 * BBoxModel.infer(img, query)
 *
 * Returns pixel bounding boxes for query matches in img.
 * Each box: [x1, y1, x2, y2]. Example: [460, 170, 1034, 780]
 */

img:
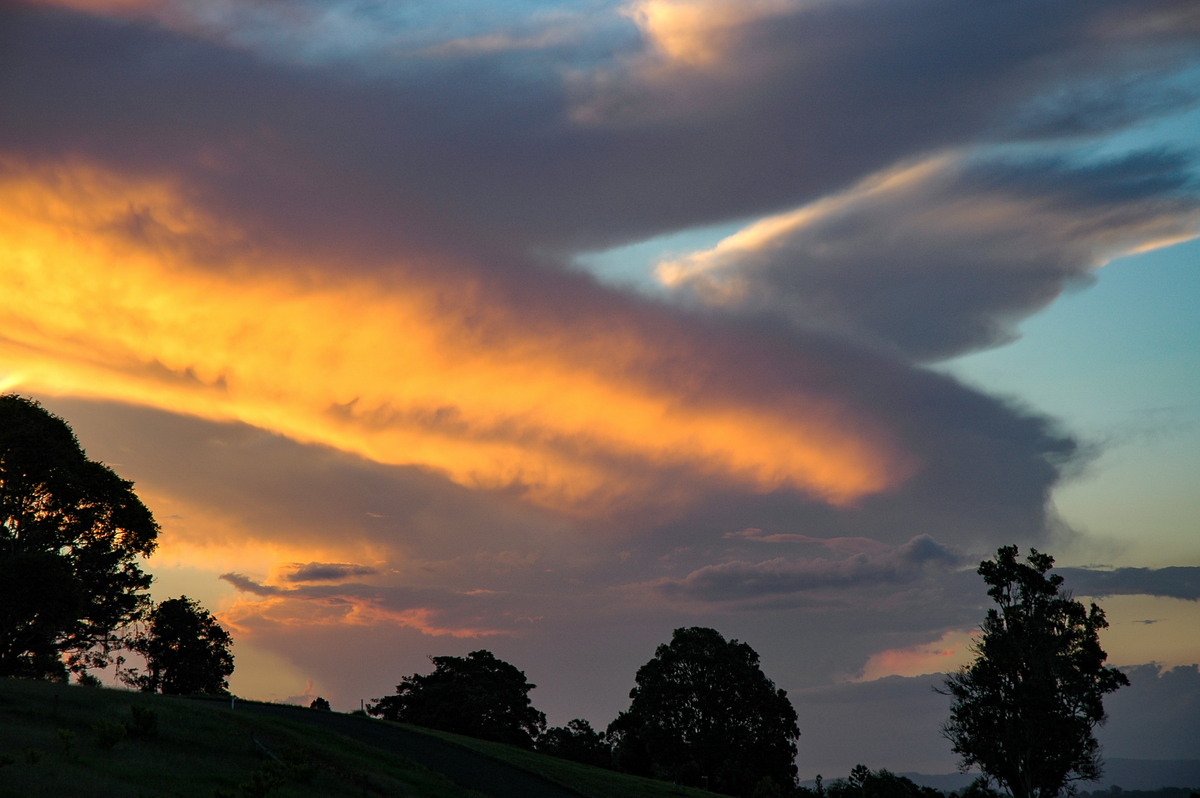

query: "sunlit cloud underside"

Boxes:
[0, 158, 914, 517]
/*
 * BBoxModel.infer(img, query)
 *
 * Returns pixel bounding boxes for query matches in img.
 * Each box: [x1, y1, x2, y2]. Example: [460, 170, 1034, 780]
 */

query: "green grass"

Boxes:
[0, 678, 479, 797]
[0, 678, 725, 798]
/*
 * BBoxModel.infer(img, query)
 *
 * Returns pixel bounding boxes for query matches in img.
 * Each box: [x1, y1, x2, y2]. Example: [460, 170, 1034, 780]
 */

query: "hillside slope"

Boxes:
[0, 679, 721, 798]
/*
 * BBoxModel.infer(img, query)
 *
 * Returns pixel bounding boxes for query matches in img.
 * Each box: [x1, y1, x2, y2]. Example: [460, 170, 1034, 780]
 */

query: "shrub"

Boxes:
[126, 705, 158, 739]
[92, 719, 127, 750]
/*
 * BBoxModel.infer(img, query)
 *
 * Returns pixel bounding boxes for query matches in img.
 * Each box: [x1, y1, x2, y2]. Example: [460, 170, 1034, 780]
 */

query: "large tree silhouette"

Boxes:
[369, 650, 546, 748]
[941, 546, 1129, 798]
[608, 626, 799, 796]
[0, 394, 158, 680]
[124, 596, 234, 695]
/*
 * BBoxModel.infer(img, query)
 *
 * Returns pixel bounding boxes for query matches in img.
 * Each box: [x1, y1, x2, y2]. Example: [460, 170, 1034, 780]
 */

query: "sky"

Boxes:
[2, 0, 1199, 780]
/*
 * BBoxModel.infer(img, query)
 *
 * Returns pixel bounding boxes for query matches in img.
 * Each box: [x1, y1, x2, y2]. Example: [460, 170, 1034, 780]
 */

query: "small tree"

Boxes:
[537, 718, 611, 768]
[310, 696, 332, 711]
[368, 650, 546, 748]
[941, 546, 1129, 798]
[607, 627, 799, 796]
[125, 596, 234, 695]
[0, 395, 159, 680]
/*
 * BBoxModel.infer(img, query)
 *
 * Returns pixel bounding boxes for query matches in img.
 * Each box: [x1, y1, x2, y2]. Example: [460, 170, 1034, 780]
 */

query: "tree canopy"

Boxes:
[537, 718, 612, 768]
[941, 546, 1130, 798]
[0, 394, 159, 680]
[124, 596, 235, 695]
[368, 649, 547, 748]
[607, 626, 800, 796]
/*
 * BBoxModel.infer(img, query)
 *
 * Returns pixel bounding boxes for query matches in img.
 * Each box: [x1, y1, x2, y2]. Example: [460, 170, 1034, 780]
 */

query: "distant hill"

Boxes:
[896, 760, 1200, 793]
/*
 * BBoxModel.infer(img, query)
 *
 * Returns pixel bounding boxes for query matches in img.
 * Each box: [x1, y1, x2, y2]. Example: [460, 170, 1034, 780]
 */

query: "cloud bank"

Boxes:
[2, 0, 1198, 772]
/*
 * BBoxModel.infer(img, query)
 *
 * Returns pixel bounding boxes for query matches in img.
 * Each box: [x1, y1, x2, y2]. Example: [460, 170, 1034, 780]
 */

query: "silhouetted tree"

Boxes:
[941, 546, 1129, 798]
[310, 696, 331, 711]
[0, 394, 158, 680]
[607, 626, 800, 796]
[124, 596, 234, 695]
[537, 718, 611, 768]
[368, 650, 546, 748]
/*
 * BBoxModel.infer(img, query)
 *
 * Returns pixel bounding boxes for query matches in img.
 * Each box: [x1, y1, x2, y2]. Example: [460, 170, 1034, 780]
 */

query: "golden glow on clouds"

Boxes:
[656, 152, 1200, 301]
[625, 0, 792, 66]
[0, 158, 913, 516]
[222, 595, 499, 639]
[655, 156, 953, 290]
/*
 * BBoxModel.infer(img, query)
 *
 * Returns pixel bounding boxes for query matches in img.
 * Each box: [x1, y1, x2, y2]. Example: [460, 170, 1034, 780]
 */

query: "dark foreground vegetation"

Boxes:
[0, 677, 731, 798]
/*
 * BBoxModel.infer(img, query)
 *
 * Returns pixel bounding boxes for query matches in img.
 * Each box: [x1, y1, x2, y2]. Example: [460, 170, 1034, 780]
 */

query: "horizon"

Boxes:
[2, 0, 1198, 780]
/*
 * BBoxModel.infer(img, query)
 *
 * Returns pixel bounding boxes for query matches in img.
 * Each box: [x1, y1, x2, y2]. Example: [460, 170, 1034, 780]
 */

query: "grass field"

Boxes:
[0, 679, 722, 798]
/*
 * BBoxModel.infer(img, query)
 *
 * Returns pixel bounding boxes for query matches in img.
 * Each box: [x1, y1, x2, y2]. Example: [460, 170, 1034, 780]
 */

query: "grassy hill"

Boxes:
[0, 678, 722, 798]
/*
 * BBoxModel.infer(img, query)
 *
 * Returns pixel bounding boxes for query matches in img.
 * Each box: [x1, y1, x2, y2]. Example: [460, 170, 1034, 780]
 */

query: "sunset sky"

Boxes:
[3, 0, 1199, 778]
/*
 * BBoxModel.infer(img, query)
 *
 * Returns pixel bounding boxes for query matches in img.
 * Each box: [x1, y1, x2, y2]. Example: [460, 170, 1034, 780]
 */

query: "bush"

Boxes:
[126, 705, 158, 739]
[92, 719, 127, 750]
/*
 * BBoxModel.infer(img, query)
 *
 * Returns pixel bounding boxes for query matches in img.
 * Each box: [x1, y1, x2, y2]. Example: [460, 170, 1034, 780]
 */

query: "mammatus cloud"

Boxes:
[659, 152, 1200, 361]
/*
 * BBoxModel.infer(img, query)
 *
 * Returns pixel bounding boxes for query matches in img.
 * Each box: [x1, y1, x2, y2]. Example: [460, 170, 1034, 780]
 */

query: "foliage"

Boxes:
[537, 718, 612, 768]
[91, 718, 127, 750]
[369, 649, 547, 748]
[607, 626, 800, 797]
[822, 766, 945, 798]
[310, 696, 331, 711]
[126, 705, 158, 739]
[123, 596, 234, 695]
[941, 546, 1129, 798]
[0, 394, 159, 680]
[953, 777, 1005, 798]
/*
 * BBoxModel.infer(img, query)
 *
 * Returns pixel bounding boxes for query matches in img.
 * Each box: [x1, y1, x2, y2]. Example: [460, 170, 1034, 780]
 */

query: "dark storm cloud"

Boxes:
[218, 571, 534, 635]
[664, 152, 1200, 362]
[655, 535, 965, 604]
[284, 562, 378, 583]
[1098, 664, 1200, 762]
[1060, 566, 1200, 601]
[2, 0, 1196, 261]
[44, 397, 577, 563]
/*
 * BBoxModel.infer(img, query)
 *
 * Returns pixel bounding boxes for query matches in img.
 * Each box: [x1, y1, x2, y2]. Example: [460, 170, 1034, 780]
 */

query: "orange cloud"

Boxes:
[855, 629, 978, 682]
[0, 157, 914, 517]
[624, 0, 792, 67]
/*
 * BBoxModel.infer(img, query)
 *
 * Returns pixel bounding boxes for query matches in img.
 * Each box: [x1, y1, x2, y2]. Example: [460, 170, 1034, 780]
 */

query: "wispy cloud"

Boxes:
[1061, 566, 1200, 601]
[653, 535, 965, 605]
[658, 151, 1200, 361]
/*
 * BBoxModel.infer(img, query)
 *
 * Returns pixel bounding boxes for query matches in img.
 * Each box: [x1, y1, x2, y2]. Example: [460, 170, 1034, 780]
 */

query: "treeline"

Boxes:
[365, 627, 801, 797]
